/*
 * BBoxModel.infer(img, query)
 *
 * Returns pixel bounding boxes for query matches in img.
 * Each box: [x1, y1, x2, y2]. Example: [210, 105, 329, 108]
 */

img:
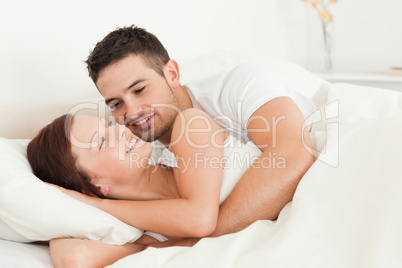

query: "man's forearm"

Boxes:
[210, 147, 314, 237]
[208, 97, 315, 237]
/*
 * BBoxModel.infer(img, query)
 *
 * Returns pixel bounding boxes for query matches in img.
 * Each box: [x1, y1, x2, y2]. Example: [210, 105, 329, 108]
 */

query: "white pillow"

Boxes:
[0, 138, 143, 245]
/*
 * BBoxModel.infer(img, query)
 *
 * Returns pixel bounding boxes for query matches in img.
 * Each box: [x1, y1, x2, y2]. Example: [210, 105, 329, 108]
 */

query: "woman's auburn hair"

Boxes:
[27, 114, 105, 198]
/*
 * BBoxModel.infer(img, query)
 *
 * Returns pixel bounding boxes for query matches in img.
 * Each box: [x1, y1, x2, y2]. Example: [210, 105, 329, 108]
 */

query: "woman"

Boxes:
[28, 108, 245, 267]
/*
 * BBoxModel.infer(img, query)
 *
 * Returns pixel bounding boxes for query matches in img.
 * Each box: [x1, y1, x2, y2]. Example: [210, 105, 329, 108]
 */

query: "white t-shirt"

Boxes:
[185, 63, 316, 143]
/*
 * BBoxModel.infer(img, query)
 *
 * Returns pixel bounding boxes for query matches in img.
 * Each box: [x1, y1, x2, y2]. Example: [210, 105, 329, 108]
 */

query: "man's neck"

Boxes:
[175, 86, 193, 110]
[157, 85, 193, 146]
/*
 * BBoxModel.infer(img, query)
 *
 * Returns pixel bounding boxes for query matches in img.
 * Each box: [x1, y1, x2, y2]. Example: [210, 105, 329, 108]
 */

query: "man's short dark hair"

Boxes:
[85, 25, 170, 83]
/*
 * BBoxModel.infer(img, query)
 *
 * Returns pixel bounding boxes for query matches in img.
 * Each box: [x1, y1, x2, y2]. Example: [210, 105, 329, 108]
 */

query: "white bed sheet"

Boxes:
[0, 239, 52, 268]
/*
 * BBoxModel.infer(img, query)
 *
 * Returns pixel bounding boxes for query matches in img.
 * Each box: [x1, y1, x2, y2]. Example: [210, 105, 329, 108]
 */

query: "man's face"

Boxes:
[96, 54, 179, 143]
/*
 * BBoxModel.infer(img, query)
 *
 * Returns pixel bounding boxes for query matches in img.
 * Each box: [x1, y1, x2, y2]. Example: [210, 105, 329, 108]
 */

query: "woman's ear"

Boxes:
[164, 60, 181, 89]
[96, 184, 110, 197]
[82, 184, 109, 197]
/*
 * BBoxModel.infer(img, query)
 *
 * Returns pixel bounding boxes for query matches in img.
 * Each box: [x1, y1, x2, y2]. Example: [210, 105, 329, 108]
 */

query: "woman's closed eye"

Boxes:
[99, 137, 105, 149]
[98, 121, 114, 149]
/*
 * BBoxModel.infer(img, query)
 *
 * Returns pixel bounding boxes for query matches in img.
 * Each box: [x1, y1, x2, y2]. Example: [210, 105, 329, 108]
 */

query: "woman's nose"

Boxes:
[110, 123, 129, 147]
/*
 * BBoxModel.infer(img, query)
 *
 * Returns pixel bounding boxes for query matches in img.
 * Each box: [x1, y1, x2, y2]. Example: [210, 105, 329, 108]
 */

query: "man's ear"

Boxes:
[164, 60, 181, 89]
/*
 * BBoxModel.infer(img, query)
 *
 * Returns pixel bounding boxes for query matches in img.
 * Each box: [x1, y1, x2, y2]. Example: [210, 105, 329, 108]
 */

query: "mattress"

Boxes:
[0, 239, 52, 268]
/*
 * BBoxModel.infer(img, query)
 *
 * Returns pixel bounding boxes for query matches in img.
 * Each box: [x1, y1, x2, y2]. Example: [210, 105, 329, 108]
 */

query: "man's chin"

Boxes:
[139, 136, 157, 143]
[131, 129, 160, 143]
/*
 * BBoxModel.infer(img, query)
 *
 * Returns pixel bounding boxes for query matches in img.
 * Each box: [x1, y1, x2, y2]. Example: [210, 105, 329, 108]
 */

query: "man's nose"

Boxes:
[124, 98, 143, 121]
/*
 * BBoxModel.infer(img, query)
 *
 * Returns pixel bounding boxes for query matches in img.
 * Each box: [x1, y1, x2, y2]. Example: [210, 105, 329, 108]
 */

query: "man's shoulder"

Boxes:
[226, 62, 265, 74]
[186, 63, 274, 93]
[184, 62, 285, 108]
[185, 63, 269, 85]
[217, 63, 270, 82]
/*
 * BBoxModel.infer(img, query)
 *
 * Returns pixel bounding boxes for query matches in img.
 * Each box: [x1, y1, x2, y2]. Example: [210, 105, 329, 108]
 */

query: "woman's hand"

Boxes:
[50, 238, 145, 268]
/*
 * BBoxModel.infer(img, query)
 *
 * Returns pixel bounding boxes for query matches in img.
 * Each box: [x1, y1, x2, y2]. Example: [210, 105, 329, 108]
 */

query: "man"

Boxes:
[86, 25, 315, 238]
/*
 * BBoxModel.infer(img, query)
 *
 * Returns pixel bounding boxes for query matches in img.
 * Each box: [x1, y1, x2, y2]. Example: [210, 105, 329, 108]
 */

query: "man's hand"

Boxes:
[148, 238, 201, 248]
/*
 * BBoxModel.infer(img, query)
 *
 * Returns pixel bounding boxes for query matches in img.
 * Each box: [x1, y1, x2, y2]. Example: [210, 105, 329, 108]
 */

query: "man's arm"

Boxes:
[150, 97, 315, 247]
[211, 96, 314, 236]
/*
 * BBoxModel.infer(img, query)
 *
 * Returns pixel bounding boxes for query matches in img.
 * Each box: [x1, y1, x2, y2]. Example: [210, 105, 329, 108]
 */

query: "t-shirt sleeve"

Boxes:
[221, 63, 297, 129]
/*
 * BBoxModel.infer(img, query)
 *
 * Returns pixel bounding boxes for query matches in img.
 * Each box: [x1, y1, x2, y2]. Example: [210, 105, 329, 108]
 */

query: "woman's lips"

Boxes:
[126, 137, 138, 153]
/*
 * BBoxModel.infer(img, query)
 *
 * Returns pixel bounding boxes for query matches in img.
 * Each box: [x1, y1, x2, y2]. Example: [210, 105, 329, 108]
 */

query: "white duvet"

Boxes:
[108, 83, 402, 268]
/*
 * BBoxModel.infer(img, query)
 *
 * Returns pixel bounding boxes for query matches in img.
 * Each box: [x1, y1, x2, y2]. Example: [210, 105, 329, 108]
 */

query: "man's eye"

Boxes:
[135, 87, 145, 93]
[108, 102, 120, 111]
[99, 137, 105, 149]
[108, 121, 113, 127]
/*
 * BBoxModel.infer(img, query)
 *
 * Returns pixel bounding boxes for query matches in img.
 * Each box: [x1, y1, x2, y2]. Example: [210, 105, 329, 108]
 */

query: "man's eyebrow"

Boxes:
[104, 78, 146, 106]
[127, 78, 146, 90]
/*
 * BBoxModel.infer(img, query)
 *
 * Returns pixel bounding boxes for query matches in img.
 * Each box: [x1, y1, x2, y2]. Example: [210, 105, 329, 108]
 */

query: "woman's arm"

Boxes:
[50, 238, 145, 268]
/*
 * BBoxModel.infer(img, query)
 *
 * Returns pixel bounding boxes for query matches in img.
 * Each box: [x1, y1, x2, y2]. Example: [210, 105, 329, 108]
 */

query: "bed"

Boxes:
[1, 51, 402, 268]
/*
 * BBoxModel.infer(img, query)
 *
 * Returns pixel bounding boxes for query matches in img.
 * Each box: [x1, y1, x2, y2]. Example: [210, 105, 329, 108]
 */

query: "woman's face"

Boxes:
[70, 115, 153, 198]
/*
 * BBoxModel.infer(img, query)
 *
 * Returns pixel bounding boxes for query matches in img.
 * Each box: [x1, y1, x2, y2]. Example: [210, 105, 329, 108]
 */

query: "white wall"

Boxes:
[1, 0, 401, 106]
[0, 0, 288, 105]
[280, 0, 402, 73]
